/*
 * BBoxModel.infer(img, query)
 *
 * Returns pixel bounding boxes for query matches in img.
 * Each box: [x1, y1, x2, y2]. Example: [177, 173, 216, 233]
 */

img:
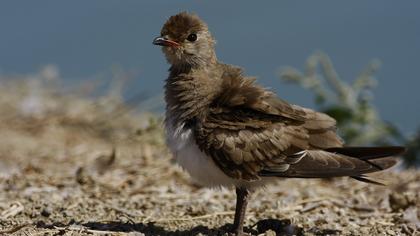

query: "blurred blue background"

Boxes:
[0, 1, 419, 135]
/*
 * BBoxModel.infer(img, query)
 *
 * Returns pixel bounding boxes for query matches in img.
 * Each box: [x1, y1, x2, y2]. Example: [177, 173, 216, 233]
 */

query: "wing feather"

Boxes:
[194, 65, 343, 180]
[192, 64, 400, 182]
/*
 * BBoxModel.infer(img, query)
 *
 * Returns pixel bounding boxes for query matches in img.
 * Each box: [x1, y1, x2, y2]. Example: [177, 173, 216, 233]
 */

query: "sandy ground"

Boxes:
[0, 79, 419, 236]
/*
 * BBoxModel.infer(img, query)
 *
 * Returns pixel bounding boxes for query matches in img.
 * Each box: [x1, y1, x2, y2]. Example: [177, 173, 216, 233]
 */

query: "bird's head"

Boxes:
[153, 12, 216, 68]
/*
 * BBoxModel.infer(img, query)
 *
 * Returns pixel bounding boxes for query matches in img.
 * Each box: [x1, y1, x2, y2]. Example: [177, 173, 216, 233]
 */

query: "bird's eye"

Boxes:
[187, 33, 197, 42]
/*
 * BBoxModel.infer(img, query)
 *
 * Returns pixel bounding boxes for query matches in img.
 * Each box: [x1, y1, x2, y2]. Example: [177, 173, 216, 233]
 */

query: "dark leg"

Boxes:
[232, 187, 250, 236]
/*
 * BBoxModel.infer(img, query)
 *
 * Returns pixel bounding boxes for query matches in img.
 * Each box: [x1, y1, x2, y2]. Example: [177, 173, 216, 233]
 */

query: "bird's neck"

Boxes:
[169, 63, 193, 77]
[165, 62, 221, 126]
[169, 54, 217, 76]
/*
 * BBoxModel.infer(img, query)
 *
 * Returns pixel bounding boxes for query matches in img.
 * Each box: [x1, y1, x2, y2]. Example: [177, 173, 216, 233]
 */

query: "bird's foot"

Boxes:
[229, 226, 251, 236]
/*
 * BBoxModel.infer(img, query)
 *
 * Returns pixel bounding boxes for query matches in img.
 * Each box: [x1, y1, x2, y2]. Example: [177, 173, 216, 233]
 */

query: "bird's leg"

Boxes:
[232, 187, 250, 236]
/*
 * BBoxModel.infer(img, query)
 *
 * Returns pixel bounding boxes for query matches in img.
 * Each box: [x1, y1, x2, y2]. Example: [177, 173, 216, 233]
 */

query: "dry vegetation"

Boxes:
[0, 68, 419, 235]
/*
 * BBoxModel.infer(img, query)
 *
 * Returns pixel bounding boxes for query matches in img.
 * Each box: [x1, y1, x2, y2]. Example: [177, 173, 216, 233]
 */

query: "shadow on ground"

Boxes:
[34, 218, 340, 236]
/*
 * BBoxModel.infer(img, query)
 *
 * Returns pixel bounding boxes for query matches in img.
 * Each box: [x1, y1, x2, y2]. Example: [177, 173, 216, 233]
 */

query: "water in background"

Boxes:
[0, 1, 419, 134]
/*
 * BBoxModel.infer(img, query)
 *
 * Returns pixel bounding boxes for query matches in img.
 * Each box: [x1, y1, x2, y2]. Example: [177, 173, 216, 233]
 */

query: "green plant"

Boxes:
[280, 51, 418, 166]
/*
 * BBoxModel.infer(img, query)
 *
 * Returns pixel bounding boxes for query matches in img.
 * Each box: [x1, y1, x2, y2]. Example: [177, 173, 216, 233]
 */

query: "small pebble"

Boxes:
[264, 229, 276, 236]
[41, 207, 51, 217]
[386, 229, 396, 235]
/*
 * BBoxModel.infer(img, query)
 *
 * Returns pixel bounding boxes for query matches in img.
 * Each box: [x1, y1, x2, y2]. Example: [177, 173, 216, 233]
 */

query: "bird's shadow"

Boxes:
[36, 218, 339, 235]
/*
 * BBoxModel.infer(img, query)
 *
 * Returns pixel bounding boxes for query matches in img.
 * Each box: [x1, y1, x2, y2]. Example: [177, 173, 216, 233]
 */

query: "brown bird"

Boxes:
[153, 12, 405, 236]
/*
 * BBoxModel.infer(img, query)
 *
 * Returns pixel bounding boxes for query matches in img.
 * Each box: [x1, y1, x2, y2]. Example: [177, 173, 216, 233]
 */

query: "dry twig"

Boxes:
[0, 201, 24, 219]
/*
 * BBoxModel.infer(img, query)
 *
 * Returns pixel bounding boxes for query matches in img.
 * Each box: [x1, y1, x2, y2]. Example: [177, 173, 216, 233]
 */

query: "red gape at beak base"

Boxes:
[153, 37, 180, 47]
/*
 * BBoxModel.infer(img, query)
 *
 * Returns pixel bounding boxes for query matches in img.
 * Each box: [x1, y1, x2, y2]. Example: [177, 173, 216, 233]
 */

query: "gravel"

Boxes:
[0, 80, 418, 236]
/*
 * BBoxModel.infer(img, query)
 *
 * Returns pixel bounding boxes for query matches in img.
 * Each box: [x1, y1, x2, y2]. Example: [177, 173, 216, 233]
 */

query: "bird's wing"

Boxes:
[194, 66, 344, 180]
[194, 66, 403, 181]
[195, 110, 310, 181]
[214, 65, 344, 149]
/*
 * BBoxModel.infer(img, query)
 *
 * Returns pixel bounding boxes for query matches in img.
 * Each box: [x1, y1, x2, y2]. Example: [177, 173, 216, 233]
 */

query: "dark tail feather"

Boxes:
[327, 146, 404, 174]
[259, 146, 405, 183]
[351, 175, 385, 185]
[325, 146, 406, 160]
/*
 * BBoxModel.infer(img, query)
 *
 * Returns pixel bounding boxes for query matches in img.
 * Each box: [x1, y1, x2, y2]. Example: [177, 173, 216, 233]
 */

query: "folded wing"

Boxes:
[194, 65, 403, 182]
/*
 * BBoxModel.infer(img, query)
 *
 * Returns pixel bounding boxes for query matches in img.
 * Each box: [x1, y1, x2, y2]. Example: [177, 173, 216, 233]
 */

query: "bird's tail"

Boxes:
[259, 146, 406, 185]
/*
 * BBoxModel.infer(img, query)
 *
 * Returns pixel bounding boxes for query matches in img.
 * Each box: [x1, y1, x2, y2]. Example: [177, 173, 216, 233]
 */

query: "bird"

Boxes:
[153, 12, 405, 236]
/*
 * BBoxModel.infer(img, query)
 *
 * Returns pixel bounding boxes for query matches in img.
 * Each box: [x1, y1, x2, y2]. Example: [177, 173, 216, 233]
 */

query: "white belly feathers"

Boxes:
[165, 117, 236, 187]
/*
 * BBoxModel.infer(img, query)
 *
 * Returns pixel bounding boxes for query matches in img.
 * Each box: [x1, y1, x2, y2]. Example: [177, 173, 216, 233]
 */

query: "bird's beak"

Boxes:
[153, 36, 180, 47]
